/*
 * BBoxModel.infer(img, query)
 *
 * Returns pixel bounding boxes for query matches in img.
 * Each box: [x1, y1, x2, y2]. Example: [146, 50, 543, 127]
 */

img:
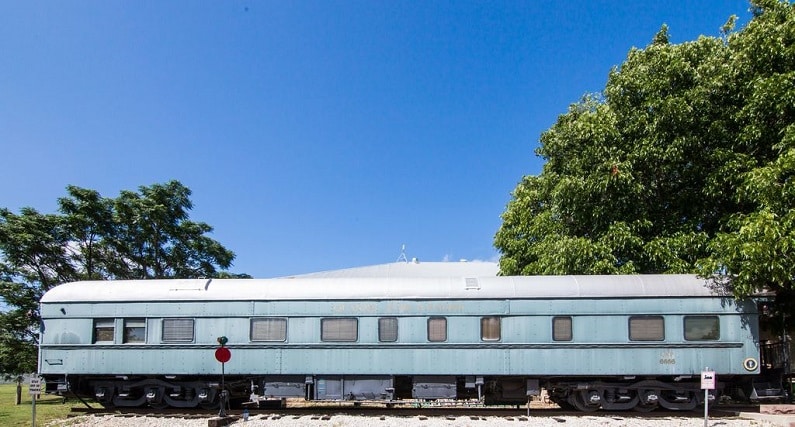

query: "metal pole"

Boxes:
[218, 362, 227, 418]
[703, 388, 708, 427]
[784, 312, 791, 403]
[32, 394, 37, 427]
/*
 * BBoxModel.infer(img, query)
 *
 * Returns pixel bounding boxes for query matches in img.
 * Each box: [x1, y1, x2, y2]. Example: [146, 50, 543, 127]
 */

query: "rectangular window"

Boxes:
[480, 316, 501, 341]
[93, 319, 115, 343]
[629, 316, 665, 341]
[162, 318, 195, 343]
[428, 317, 447, 342]
[251, 318, 287, 342]
[552, 316, 573, 341]
[378, 317, 398, 342]
[684, 316, 720, 341]
[321, 318, 358, 342]
[123, 318, 146, 344]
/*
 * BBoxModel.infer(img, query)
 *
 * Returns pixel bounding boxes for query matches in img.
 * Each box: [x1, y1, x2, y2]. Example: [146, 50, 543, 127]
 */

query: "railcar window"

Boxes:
[629, 316, 665, 341]
[480, 316, 501, 341]
[123, 318, 146, 344]
[251, 318, 287, 342]
[552, 316, 573, 341]
[93, 319, 115, 343]
[684, 316, 720, 341]
[162, 318, 195, 343]
[321, 318, 358, 342]
[378, 317, 398, 342]
[427, 317, 447, 342]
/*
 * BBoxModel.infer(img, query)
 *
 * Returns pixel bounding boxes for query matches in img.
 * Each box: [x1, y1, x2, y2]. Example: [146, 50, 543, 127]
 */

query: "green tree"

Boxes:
[702, 0, 795, 316]
[57, 186, 115, 280]
[0, 180, 239, 377]
[0, 209, 73, 375]
[105, 181, 235, 279]
[496, 0, 795, 301]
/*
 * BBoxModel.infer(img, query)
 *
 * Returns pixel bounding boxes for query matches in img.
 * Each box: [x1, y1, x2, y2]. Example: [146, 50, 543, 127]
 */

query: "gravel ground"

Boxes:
[46, 413, 774, 427]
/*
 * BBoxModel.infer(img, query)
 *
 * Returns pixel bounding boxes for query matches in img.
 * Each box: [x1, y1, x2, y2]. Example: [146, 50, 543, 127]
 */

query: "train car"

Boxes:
[38, 262, 776, 411]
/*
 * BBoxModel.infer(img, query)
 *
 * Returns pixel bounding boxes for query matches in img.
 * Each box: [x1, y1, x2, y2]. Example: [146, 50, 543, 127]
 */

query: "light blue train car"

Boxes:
[38, 262, 770, 411]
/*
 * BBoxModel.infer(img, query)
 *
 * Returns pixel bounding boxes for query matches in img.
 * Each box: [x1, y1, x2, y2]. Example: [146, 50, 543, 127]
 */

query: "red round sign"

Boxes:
[215, 347, 231, 363]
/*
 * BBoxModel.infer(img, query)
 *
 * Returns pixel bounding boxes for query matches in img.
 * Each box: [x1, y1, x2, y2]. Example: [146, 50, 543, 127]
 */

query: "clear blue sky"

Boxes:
[1, 1, 752, 278]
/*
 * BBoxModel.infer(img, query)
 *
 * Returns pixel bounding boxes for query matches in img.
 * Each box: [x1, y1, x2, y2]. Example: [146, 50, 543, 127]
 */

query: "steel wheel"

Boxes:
[633, 389, 660, 412]
[569, 390, 600, 412]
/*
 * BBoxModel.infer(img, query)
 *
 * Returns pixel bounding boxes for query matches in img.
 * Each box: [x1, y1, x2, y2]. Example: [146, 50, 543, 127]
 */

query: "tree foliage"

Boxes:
[0, 180, 241, 376]
[495, 1, 795, 301]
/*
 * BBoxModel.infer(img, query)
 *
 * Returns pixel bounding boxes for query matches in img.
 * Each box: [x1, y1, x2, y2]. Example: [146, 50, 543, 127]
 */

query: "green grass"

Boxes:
[0, 383, 81, 426]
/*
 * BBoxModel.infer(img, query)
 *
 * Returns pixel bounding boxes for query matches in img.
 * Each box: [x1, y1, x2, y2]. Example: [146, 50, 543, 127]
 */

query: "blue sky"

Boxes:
[1, 1, 752, 278]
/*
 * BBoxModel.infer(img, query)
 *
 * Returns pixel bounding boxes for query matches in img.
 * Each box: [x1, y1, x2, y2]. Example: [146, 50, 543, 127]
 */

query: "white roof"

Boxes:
[40, 265, 725, 303]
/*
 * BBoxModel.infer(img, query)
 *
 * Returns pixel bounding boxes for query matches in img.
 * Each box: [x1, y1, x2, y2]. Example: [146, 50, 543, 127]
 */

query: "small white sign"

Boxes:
[28, 377, 42, 396]
[701, 371, 716, 390]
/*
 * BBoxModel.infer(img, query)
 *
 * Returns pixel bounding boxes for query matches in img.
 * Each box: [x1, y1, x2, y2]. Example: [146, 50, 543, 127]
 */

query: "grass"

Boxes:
[0, 383, 81, 426]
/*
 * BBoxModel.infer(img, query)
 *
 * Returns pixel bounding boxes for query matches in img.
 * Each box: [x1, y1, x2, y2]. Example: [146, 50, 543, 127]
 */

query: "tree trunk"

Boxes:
[15, 379, 21, 405]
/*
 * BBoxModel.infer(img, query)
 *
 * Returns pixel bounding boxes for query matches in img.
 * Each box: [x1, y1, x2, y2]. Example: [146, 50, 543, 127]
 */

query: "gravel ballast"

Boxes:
[46, 413, 773, 426]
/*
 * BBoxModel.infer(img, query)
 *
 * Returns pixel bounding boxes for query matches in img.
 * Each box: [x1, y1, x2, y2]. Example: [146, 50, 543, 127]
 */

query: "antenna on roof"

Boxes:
[396, 244, 408, 263]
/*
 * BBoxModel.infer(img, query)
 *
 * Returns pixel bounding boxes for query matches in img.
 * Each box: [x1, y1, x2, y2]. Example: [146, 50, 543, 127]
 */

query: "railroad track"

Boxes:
[69, 403, 760, 420]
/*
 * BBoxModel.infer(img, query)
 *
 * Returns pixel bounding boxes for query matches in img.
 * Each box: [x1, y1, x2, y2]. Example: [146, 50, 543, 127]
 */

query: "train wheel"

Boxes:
[569, 390, 600, 412]
[659, 390, 698, 411]
[200, 393, 220, 410]
[633, 389, 660, 412]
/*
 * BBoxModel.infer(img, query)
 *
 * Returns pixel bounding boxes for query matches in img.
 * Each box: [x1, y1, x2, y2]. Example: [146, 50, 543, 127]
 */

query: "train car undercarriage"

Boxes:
[44, 373, 760, 412]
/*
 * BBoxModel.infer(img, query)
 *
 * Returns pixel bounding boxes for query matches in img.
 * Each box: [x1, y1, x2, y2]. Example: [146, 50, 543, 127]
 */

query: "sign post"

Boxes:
[701, 368, 716, 427]
[215, 336, 231, 418]
[29, 376, 42, 427]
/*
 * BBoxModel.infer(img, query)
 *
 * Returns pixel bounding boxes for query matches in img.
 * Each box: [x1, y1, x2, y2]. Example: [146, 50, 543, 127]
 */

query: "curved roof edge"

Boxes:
[41, 274, 730, 303]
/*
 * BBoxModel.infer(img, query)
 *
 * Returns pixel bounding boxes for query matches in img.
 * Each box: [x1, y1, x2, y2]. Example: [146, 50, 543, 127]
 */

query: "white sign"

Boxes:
[28, 377, 42, 396]
[701, 371, 716, 390]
